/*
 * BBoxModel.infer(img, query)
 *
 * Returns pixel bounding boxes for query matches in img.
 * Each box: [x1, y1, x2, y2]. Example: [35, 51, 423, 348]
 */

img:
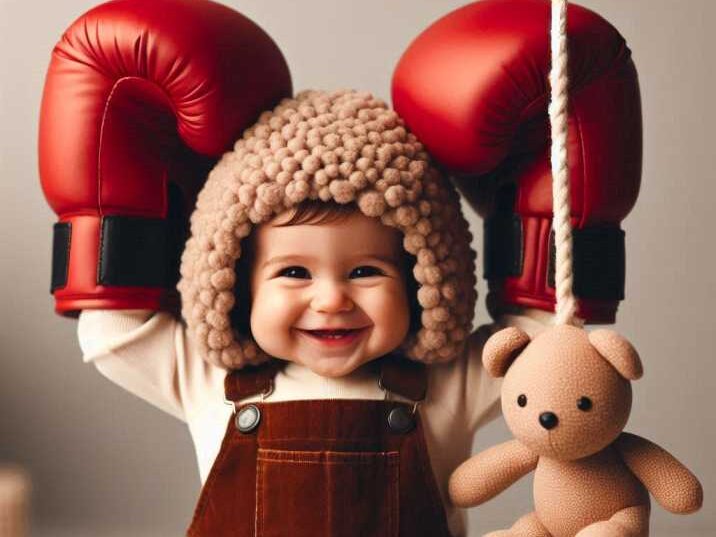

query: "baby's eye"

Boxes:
[349, 265, 386, 279]
[278, 266, 311, 279]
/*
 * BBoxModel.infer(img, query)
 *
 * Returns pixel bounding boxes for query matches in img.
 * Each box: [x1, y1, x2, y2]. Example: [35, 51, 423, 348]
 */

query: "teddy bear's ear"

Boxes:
[588, 329, 643, 380]
[482, 327, 531, 377]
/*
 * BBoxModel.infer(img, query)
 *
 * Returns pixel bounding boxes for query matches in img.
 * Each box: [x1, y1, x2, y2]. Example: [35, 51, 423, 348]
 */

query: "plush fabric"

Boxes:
[448, 438, 538, 507]
[178, 89, 477, 368]
[448, 325, 703, 537]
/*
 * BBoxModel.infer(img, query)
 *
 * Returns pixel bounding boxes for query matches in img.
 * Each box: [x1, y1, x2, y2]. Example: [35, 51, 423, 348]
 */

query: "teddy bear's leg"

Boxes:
[483, 511, 553, 537]
[608, 505, 650, 537]
[575, 505, 650, 537]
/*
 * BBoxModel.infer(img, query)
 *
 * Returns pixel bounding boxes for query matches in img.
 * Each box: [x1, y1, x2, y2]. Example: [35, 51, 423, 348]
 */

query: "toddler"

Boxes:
[78, 90, 553, 536]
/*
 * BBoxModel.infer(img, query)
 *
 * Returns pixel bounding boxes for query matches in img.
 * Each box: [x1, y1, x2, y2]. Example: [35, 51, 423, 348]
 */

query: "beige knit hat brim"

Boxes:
[178, 90, 476, 368]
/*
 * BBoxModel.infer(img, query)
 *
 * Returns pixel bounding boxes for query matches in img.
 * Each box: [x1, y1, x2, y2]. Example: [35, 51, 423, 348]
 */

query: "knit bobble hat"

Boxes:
[178, 90, 477, 368]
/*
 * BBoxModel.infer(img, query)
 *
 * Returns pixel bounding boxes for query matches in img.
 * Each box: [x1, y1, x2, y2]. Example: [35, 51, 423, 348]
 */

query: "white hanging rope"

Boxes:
[549, 0, 578, 326]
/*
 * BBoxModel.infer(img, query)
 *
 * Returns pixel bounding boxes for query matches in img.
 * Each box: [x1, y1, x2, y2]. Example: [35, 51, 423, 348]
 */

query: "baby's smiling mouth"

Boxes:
[295, 327, 369, 345]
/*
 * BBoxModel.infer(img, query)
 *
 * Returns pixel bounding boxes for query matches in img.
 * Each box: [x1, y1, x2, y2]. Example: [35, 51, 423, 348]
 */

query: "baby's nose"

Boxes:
[310, 281, 354, 313]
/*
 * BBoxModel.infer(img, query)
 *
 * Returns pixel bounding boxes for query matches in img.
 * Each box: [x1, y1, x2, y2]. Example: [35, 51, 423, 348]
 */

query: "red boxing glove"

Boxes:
[39, 0, 291, 315]
[392, 0, 641, 323]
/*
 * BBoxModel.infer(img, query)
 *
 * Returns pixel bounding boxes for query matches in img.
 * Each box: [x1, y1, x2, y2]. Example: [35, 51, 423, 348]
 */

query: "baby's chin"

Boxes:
[295, 353, 376, 378]
[255, 335, 383, 378]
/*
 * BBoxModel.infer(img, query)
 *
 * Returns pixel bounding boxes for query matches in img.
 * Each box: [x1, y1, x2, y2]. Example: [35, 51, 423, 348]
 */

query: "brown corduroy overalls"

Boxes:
[187, 354, 453, 536]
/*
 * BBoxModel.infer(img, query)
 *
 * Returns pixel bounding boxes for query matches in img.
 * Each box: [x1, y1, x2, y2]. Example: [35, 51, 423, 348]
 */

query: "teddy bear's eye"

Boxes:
[577, 396, 593, 411]
[517, 394, 527, 407]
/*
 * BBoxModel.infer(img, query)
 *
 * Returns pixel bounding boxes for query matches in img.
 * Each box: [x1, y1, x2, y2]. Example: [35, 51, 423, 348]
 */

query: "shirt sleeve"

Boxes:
[462, 310, 558, 433]
[424, 323, 503, 436]
[464, 324, 504, 433]
[77, 310, 224, 422]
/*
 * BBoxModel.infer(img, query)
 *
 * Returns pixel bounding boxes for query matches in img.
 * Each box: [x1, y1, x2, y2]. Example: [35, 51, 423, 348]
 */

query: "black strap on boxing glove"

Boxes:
[484, 217, 625, 301]
[50, 183, 187, 292]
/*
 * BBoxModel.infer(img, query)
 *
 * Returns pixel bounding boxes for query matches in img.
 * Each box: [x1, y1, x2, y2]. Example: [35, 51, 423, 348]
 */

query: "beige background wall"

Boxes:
[1, 0, 713, 535]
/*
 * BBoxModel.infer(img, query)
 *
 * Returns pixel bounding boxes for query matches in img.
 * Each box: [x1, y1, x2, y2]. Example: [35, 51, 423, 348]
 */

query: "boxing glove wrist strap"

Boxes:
[51, 215, 185, 292]
[484, 217, 625, 301]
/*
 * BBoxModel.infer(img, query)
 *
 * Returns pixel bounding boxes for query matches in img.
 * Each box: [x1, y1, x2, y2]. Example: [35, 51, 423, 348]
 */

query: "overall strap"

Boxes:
[224, 360, 282, 402]
[378, 353, 427, 402]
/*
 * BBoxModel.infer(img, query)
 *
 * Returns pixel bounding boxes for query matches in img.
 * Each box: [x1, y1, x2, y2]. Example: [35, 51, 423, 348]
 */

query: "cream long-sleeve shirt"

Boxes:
[77, 309, 551, 536]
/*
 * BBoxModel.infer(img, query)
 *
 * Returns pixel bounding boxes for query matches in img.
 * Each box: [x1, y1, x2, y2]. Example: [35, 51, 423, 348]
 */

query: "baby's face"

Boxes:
[248, 211, 411, 378]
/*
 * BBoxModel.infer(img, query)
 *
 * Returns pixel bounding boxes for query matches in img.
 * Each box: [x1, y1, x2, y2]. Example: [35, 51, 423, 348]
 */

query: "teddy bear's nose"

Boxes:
[539, 412, 559, 430]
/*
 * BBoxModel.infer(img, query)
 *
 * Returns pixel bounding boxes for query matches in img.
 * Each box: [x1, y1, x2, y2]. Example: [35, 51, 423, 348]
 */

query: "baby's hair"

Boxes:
[230, 199, 421, 340]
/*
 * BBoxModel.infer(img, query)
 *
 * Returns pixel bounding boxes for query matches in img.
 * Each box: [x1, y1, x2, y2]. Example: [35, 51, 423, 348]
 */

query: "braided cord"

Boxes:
[549, 0, 577, 326]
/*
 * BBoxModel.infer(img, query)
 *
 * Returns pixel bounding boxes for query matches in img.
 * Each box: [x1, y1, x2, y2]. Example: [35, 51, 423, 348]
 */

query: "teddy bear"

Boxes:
[449, 324, 703, 537]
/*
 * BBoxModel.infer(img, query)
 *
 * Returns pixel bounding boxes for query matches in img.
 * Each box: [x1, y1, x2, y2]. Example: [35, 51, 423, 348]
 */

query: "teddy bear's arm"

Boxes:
[615, 432, 703, 514]
[448, 439, 538, 508]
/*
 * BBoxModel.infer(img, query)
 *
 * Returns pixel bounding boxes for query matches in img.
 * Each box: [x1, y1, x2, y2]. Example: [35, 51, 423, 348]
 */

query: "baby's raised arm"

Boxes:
[78, 310, 187, 420]
[461, 309, 558, 434]
[77, 310, 184, 420]
[78, 307, 234, 424]
[38, 0, 292, 422]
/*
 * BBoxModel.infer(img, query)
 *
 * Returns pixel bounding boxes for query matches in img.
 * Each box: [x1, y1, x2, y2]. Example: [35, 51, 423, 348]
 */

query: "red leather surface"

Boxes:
[38, 0, 292, 314]
[392, 0, 641, 322]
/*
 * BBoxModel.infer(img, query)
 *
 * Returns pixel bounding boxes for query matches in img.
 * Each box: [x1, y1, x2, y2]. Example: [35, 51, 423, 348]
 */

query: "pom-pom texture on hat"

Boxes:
[179, 90, 477, 368]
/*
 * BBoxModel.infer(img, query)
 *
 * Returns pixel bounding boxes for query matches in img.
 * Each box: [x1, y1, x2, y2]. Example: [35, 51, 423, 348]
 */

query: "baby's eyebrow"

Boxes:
[260, 253, 401, 269]
[261, 255, 312, 269]
[351, 253, 401, 266]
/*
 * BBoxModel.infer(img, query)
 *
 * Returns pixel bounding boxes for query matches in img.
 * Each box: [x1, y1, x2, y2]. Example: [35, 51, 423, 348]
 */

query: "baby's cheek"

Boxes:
[367, 284, 410, 339]
[254, 285, 297, 314]
[250, 286, 300, 347]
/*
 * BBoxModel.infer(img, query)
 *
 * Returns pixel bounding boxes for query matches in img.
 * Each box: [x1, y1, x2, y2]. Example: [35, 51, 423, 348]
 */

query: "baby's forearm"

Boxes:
[78, 310, 155, 361]
[77, 309, 191, 421]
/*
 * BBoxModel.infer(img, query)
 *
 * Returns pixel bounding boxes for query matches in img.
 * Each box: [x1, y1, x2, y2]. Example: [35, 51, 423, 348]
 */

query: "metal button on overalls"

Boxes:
[187, 355, 452, 537]
[387, 406, 415, 433]
[235, 404, 261, 433]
